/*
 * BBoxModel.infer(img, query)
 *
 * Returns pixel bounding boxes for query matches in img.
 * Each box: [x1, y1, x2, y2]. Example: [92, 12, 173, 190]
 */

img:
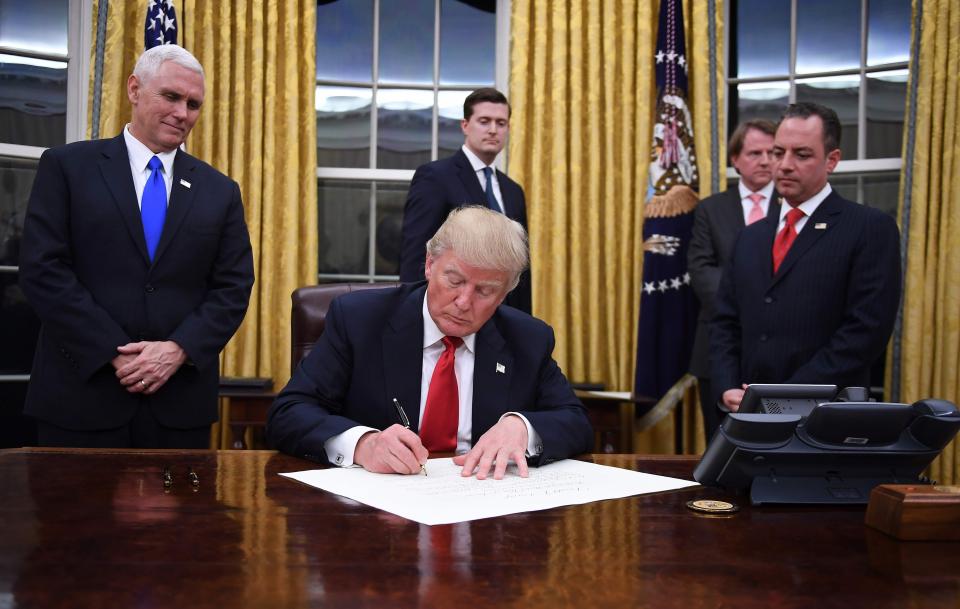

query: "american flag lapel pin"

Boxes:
[496, 363, 506, 374]
[180, 179, 192, 189]
[814, 222, 827, 229]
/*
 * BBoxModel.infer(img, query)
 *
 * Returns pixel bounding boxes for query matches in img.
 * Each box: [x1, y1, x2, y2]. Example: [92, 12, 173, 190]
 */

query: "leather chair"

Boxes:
[290, 282, 401, 374]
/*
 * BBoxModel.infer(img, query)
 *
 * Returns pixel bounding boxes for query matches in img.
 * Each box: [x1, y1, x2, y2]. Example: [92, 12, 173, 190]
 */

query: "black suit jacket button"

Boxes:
[145, 284, 155, 293]
[760, 334, 768, 342]
[764, 296, 774, 304]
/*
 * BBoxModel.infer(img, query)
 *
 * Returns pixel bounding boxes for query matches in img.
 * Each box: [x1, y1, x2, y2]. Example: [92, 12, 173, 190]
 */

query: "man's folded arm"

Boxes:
[167, 180, 254, 369]
[516, 331, 593, 466]
[266, 298, 364, 463]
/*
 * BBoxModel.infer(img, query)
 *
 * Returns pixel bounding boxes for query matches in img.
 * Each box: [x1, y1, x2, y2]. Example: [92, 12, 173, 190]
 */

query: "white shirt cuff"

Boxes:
[501, 412, 543, 457]
[323, 425, 378, 467]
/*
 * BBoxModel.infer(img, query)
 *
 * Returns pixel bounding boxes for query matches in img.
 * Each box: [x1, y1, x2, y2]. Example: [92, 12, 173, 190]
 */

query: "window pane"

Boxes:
[868, 0, 911, 66]
[0, 0, 68, 55]
[316, 0, 374, 82]
[318, 179, 371, 275]
[439, 0, 495, 85]
[377, 88, 432, 170]
[796, 75, 859, 159]
[374, 182, 407, 276]
[861, 171, 901, 217]
[734, 0, 790, 78]
[0, 156, 38, 267]
[378, 0, 434, 85]
[317, 85, 372, 168]
[732, 81, 789, 128]
[0, 55, 67, 148]
[437, 89, 468, 159]
[830, 174, 859, 204]
[796, 0, 861, 74]
[866, 70, 907, 159]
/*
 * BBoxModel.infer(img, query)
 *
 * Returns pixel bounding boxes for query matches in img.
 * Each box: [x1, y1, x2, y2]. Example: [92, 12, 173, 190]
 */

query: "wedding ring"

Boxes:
[140, 380, 147, 387]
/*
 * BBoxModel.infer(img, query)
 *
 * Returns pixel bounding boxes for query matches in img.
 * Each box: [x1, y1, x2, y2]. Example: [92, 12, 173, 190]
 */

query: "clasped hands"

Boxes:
[112, 340, 187, 395]
[354, 414, 530, 480]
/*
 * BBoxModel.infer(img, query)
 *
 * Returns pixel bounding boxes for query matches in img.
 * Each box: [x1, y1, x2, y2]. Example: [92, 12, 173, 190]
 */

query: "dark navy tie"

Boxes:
[141, 156, 167, 261]
[482, 166, 501, 212]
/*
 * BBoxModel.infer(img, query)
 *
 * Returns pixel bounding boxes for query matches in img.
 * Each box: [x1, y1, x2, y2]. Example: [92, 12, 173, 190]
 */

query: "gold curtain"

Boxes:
[88, 1, 318, 447]
[87, 0, 147, 139]
[891, 0, 960, 484]
[509, 1, 724, 453]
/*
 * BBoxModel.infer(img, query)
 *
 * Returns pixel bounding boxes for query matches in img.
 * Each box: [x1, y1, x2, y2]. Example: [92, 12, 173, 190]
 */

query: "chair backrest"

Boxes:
[290, 282, 400, 374]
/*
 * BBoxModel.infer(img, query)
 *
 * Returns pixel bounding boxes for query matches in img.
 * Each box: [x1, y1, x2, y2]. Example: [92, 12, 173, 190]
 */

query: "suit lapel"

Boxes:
[98, 135, 150, 264]
[770, 191, 842, 285]
[497, 170, 519, 218]
[722, 188, 745, 231]
[767, 190, 782, 220]
[382, 286, 428, 431]
[152, 150, 199, 264]
[472, 314, 513, 441]
[454, 149, 488, 206]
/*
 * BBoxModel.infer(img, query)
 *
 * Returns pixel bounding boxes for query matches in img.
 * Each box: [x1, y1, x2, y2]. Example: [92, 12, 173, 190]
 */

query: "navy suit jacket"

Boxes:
[688, 187, 779, 378]
[710, 190, 901, 395]
[398, 149, 531, 313]
[266, 283, 592, 465]
[19, 134, 254, 430]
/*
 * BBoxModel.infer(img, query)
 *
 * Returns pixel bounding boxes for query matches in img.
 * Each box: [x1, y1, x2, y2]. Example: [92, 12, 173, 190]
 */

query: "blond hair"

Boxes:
[426, 206, 528, 291]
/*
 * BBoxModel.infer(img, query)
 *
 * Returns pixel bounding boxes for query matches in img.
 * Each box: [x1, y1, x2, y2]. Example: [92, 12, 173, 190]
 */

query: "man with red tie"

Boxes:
[688, 119, 779, 439]
[267, 206, 592, 479]
[710, 102, 901, 413]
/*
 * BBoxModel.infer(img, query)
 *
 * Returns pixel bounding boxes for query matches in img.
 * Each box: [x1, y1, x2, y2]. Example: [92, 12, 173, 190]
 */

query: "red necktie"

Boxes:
[772, 207, 806, 273]
[420, 336, 462, 451]
[746, 192, 765, 225]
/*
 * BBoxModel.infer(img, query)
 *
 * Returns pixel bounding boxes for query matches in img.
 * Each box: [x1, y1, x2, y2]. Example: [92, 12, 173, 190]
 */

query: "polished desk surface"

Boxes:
[0, 449, 956, 609]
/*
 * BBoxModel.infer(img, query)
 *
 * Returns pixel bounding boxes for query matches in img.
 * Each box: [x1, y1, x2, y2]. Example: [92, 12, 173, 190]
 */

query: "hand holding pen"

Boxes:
[352, 400, 429, 475]
[393, 398, 427, 476]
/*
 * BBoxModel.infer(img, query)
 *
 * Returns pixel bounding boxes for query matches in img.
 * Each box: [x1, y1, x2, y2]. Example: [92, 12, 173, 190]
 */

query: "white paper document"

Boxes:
[280, 458, 697, 525]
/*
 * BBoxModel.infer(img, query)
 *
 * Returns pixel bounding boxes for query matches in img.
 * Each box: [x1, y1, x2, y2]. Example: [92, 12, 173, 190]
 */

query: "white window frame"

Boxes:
[724, 0, 908, 195]
[316, 0, 509, 283]
[0, 0, 91, 383]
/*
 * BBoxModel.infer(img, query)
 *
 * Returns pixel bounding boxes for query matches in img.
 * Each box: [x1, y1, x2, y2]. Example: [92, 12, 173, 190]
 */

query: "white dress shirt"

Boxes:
[123, 124, 175, 207]
[323, 292, 542, 467]
[461, 144, 505, 213]
[777, 183, 832, 235]
[738, 180, 775, 224]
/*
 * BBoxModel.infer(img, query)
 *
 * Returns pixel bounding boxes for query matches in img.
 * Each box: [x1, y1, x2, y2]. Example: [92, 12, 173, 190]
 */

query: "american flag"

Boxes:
[634, 0, 700, 401]
[145, 0, 178, 49]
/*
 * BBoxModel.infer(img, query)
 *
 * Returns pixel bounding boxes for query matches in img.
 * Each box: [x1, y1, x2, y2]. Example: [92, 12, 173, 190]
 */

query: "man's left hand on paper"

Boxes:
[454, 414, 529, 480]
[115, 340, 187, 394]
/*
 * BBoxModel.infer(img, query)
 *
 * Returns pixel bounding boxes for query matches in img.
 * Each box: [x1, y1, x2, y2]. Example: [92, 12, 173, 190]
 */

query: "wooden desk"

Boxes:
[221, 388, 641, 453]
[1, 449, 956, 608]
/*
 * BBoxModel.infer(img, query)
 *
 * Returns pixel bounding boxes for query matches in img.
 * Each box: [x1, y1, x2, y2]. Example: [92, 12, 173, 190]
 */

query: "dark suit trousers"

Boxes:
[36, 402, 210, 449]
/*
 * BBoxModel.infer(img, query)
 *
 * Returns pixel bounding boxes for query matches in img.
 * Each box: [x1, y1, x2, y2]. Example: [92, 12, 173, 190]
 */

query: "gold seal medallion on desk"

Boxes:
[686, 499, 739, 514]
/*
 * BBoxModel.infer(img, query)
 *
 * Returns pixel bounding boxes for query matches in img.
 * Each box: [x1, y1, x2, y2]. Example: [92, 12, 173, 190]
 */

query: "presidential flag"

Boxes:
[634, 0, 700, 401]
[145, 0, 178, 49]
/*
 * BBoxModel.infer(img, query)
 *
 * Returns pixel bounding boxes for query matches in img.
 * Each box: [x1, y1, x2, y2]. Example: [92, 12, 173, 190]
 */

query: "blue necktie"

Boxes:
[141, 156, 167, 261]
[482, 166, 501, 212]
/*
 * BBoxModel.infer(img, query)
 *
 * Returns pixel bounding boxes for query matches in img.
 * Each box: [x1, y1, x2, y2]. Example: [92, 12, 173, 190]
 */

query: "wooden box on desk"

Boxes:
[865, 484, 960, 540]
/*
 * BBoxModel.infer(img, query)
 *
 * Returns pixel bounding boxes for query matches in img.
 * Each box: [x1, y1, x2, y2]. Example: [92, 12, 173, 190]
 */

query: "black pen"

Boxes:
[392, 398, 427, 476]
